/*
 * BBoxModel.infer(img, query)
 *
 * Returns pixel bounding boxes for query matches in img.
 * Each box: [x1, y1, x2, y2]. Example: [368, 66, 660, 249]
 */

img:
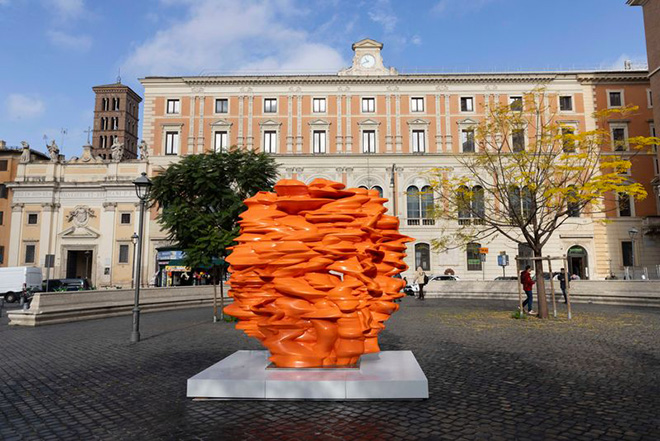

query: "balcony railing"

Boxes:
[406, 218, 435, 226]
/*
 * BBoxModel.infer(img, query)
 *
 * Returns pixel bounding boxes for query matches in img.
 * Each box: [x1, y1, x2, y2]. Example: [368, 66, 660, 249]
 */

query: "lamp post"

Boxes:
[628, 227, 639, 268]
[131, 232, 139, 289]
[131, 172, 152, 343]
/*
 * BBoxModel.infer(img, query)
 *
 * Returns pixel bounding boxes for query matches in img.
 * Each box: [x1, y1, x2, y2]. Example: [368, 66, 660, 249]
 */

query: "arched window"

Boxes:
[407, 185, 420, 222]
[472, 185, 485, 223]
[420, 185, 433, 220]
[415, 243, 431, 271]
[457, 185, 471, 223]
[466, 242, 482, 271]
[567, 186, 580, 217]
[372, 185, 383, 198]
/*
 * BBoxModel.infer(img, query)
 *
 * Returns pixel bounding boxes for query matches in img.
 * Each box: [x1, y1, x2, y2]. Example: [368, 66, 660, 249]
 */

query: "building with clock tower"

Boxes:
[338, 38, 398, 76]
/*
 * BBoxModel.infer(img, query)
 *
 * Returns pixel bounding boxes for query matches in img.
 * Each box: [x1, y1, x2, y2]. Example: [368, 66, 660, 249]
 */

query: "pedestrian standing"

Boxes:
[521, 265, 536, 315]
[557, 268, 568, 304]
[414, 267, 428, 300]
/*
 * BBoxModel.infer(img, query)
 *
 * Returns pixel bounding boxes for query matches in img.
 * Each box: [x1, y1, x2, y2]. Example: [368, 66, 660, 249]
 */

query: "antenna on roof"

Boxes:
[116, 68, 122, 84]
[624, 60, 632, 70]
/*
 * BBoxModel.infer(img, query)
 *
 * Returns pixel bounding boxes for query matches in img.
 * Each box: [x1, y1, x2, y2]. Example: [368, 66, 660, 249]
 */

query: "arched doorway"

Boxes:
[567, 245, 589, 280]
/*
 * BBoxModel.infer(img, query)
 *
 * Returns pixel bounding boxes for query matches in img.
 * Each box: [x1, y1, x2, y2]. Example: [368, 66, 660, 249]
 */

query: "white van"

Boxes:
[0, 267, 43, 303]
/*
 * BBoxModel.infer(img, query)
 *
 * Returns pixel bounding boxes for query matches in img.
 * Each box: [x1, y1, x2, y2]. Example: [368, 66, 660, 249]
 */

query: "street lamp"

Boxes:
[628, 227, 639, 267]
[131, 233, 139, 289]
[131, 172, 152, 343]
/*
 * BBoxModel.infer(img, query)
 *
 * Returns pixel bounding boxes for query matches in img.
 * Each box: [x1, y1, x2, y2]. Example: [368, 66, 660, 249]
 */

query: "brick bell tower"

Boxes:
[91, 78, 142, 160]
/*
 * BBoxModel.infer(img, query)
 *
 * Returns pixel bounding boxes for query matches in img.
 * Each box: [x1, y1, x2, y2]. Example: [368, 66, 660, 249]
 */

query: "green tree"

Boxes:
[150, 149, 279, 320]
[429, 90, 657, 318]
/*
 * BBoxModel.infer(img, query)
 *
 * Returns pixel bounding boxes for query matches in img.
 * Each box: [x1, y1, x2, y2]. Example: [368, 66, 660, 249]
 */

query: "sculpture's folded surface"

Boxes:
[224, 178, 412, 368]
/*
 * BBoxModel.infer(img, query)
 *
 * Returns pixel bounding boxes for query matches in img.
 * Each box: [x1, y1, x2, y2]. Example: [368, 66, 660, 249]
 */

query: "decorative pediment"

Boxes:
[407, 118, 430, 126]
[259, 119, 282, 128]
[60, 225, 101, 239]
[352, 38, 384, 50]
[357, 119, 381, 127]
[457, 118, 479, 126]
[308, 119, 331, 127]
[210, 118, 233, 128]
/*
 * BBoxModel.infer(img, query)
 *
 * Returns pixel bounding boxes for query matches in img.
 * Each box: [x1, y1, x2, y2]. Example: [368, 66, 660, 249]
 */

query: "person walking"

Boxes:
[557, 268, 568, 304]
[520, 265, 536, 315]
[414, 267, 428, 300]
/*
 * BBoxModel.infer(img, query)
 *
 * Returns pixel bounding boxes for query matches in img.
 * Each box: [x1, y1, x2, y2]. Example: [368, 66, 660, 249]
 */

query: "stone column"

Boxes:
[100, 202, 117, 287]
[197, 95, 205, 153]
[238, 96, 245, 148]
[336, 95, 343, 153]
[346, 96, 353, 153]
[247, 95, 254, 150]
[38, 203, 55, 267]
[395, 95, 402, 153]
[443, 95, 452, 152]
[435, 94, 442, 153]
[287, 95, 294, 153]
[296, 95, 303, 153]
[188, 95, 196, 154]
[8, 203, 24, 266]
[386, 94, 393, 153]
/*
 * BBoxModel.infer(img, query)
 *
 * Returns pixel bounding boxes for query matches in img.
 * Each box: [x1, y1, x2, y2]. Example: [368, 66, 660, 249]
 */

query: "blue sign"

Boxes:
[157, 250, 185, 261]
[497, 254, 509, 267]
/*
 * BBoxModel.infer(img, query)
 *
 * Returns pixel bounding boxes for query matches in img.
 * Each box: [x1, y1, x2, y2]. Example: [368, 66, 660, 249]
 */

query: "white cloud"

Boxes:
[47, 30, 92, 51]
[432, 0, 496, 15]
[43, 0, 85, 19]
[6, 94, 46, 121]
[123, 0, 346, 76]
[0, 0, 9, 6]
[367, 0, 397, 32]
[411, 35, 422, 46]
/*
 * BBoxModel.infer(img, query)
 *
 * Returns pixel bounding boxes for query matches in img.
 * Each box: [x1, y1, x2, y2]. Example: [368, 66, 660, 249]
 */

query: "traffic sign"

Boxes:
[479, 247, 489, 254]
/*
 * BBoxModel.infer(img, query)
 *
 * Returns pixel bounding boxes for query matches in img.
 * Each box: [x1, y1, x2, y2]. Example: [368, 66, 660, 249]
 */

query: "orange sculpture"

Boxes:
[224, 178, 412, 368]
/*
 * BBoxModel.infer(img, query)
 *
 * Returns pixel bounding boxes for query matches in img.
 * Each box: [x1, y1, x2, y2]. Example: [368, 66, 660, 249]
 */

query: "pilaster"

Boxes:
[8, 203, 24, 266]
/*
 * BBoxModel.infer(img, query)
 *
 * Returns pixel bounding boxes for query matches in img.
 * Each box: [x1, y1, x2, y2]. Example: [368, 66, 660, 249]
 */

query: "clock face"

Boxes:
[360, 54, 376, 68]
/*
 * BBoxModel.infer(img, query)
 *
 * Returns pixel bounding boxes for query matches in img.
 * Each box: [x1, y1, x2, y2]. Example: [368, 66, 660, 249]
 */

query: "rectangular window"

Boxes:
[264, 98, 277, 113]
[411, 97, 424, 112]
[263, 131, 277, 153]
[214, 131, 228, 153]
[361, 97, 375, 113]
[362, 130, 376, 153]
[120, 213, 131, 224]
[651, 123, 657, 153]
[27, 213, 38, 225]
[25, 244, 35, 264]
[618, 193, 632, 217]
[0, 246, 4, 264]
[0, 160, 7, 171]
[609, 91, 622, 107]
[621, 241, 634, 267]
[166, 99, 180, 114]
[0, 184, 6, 199]
[512, 129, 525, 152]
[509, 96, 523, 112]
[461, 129, 475, 153]
[559, 96, 573, 111]
[466, 243, 482, 271]
[648, 89, 653, 108]
[312, 98, 326, 113]
[612, 127, 626, 151]
[119, 244, 130, 264]
[312, 130, 326, 154]
[215, 98, 228, 114]
[0, 211, 3, 225]
[412, 130, 425, 153]
[460, 97, 474, 112]
[561, 127, 575, 152]
[165, 131, 179, 155]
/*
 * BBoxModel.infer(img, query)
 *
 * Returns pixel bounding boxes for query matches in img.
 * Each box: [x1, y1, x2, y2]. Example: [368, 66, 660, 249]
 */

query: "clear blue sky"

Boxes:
[0, 0, 648, 158]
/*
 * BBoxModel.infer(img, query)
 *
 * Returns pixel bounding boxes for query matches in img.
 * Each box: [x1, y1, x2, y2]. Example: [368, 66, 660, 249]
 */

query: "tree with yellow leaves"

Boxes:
[429, 89, 658, 319]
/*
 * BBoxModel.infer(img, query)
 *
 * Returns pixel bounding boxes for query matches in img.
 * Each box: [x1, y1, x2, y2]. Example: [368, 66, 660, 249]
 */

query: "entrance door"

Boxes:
[66, 250, 93, 280]
[567, 245, 588, 280]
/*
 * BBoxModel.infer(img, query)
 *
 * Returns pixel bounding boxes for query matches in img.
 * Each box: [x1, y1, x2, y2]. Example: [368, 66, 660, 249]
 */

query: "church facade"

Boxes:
[6, 39, 659, 287]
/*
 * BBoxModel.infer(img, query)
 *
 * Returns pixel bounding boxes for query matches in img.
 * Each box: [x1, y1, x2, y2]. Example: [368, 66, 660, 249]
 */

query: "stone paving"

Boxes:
[1, 297, 659, 441]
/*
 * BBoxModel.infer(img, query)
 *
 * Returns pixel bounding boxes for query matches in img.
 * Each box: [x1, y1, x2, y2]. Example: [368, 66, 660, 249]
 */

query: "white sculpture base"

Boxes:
[187, 350, 428, 400]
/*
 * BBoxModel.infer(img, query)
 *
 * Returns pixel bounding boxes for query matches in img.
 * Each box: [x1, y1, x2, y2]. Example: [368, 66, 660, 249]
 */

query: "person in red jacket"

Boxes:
[521, 265, 536, 315]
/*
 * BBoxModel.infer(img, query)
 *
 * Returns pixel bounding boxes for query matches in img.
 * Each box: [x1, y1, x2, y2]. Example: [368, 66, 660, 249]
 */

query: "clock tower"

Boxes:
[339, 38, 398, 76]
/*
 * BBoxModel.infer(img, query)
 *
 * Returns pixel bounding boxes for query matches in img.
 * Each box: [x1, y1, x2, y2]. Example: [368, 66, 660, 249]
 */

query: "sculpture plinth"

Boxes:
[224, 178, 412, 368]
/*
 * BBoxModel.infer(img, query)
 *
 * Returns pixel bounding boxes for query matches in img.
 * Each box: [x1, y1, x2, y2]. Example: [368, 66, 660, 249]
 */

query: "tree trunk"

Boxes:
[212, 270, 218, 323]
[534, 250, 549, 319]
[219, 265, 225, 321]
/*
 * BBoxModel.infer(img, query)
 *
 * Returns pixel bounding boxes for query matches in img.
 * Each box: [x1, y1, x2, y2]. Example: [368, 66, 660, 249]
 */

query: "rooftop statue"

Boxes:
[224, 178, 412, 368]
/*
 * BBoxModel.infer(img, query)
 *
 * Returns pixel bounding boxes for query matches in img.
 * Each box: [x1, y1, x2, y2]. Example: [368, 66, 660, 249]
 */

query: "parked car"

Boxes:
[42, 278, 92, 292]
[0, 266, 43, 303]
[430, 275, 460, 281]
[494, 276, 518, 281]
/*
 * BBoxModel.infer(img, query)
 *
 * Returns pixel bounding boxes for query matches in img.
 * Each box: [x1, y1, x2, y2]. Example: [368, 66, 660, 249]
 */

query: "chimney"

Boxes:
[624, 60, 632, 70]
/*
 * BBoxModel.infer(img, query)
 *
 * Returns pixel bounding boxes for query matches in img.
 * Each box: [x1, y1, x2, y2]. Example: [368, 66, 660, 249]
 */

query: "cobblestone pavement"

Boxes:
[1, 297, 659, 441]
